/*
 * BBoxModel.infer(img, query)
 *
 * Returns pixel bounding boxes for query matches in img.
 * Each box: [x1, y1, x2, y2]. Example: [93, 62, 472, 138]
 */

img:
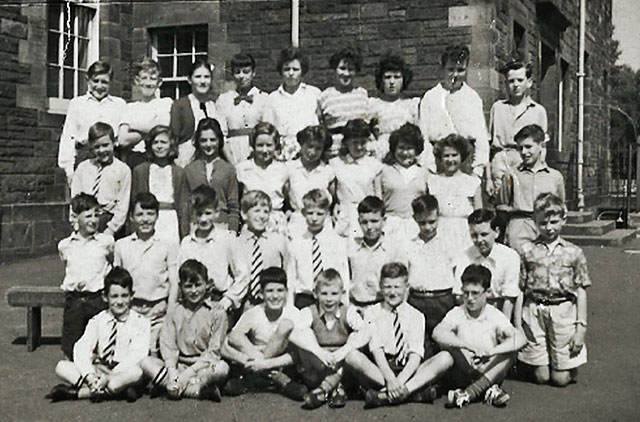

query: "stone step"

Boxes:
[563, 229, 638, 247]
[566, 210, 595, 224]
[561, 220, 615, 236]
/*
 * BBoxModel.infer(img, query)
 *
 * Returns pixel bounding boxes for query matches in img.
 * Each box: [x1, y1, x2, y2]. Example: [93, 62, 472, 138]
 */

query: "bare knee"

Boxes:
[533, 366, 550, 384]
[550, 370, 573, 387]
[214, 360, 230, 378]
[345, 349, 365, 367]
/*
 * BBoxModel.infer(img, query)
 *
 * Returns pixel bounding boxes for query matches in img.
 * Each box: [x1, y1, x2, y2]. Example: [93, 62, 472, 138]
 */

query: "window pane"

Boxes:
[177, 55, 192, 78]
[63, 68, 75, 99]
[178, 80, 191, 98]
[78, 70, 87, 94]
[77, 7, 92, 38]
[47, 2, 60, 31]
[195, 28, 208, 52]
[78, 38, 89, 69]
[160, 83, 176, 99]
[47, 66, 60, 98]
[63, 35, 75, 67]
[176, 30, 191, 53]
[195, 53, 208, 63]
[47, 32, 59, 64]
[156, 32, 173, 54]
[158, 56, 173, 78]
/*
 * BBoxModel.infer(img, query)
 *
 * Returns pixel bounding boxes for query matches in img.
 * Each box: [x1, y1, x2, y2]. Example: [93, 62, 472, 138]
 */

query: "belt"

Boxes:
[350, 297, 380, 307]
[158, 202, 174, 210]
[409, 288, 452, 298]
[228, 128, 253, 137]
[510, 210, 534, 219]
[327, 126, 343, 135]
[526, 293, 574, 306]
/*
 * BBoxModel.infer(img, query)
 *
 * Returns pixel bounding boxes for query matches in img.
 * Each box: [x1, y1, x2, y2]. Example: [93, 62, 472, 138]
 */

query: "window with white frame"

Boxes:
[46, 0, 99, 105]
[150, 25, 208, 99]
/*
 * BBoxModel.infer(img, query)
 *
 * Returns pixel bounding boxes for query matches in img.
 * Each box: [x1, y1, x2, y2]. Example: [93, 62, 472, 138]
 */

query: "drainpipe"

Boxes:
[291, 0, 299, 47]
[577, 0, 586, 211]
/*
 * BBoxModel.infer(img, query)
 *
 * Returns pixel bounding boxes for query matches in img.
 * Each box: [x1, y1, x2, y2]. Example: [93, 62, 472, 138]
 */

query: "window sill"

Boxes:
[46, 97, 70, 115]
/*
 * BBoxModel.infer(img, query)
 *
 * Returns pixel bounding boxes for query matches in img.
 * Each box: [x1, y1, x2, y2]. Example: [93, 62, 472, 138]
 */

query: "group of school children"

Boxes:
[47, 42, 590, 410]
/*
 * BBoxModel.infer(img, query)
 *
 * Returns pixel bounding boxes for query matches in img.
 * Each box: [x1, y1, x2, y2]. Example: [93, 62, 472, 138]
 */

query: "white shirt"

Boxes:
[216, 86, 268, 131]
[58, 232, 114, 293]
[187, 93, 228, 136]
[120, 97, 173, 152]
[262, 83, 321, 139]
[286, 159, 336, 211]
[399, 233, 460, 293]
[365, 302, 425, 359]
[236, 159, 288, 210]
[231, 304, 301, 352]
[148, 163, 175, 204]
[330, 155, 382, 205]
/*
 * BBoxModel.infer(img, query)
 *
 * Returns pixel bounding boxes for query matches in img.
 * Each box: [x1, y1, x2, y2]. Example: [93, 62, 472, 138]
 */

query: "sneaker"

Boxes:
[48, 384, 78, 402]
[484, 384, 510, 408]
[363, 389, 385, 409]
[446, 389, 470, 408]
[410, 385, 438, 404]
[280, 381, 308, 401]
[223, 377, 248, 396]
[200, 385, 222, 402]
[124, 386, 140, 403]
[302, 388, 328, 410]
[328, 383, 347, 408]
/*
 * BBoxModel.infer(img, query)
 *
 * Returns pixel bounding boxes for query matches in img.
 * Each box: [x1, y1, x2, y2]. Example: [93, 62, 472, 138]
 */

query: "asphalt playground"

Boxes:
[1, 241, 639, 422]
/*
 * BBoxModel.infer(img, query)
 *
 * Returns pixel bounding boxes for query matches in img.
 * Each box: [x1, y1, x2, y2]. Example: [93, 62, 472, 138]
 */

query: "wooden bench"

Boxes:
[6, 286, 65, 352]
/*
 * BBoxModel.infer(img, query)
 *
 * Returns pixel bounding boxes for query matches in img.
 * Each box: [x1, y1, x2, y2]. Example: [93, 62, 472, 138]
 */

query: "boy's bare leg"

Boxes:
[550, 368, 578, 387]
[405, 351, 453, 394]
[344, 350, 385, 388]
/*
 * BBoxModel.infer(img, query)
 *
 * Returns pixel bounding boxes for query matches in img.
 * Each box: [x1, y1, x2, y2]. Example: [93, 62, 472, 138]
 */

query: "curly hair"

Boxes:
[375, 53, 413, 91]
[433, 134, 472, 163]
[329, 46, 363, 72]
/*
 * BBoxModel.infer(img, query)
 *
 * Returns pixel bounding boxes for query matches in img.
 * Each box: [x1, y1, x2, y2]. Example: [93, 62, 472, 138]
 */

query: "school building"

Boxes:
[0, 0, 618, 260]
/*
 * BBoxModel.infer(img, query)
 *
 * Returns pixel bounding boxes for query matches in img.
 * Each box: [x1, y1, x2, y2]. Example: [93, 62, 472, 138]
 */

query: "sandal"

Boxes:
[302, 388, 328, 410]
[328, 383, 347, 408]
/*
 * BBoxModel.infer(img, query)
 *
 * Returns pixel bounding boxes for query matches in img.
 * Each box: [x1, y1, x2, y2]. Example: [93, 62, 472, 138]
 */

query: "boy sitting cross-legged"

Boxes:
[141, 259, 230, 401]
[346, 262, 453, 409]
[49, 267, 150, 403]
[221, 267, 308, 401]
[433, 264, 526, 409]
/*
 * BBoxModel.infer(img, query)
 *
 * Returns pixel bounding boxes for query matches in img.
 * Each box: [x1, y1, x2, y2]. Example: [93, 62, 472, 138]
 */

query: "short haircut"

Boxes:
[132, 57, 161, 78]
[467, 209, 499, 231]
[260, 266, 287, 289]
[88, 122, 116, 144]
[179, 259, 209, 285]
[190, 184, 219, 212]
[412, 194, 439, 216]
[383, 123, 424, 164]
[230, 52, 256, 71]
[314, 268, 344, 293]
[71, 193, 99, 215]
[241, 190, 272, 213]
[131, 191, 159, 213]
[189, 58, 214, 78]
[358, 195, 386, 216]
[146, 125, 178, 162]
[296, 125, 332, 154]
[433, 133, 472, 163]
[87, 60, 113, 79]
[441, 44, 470, 67]
[250, 122, 281, 151]
[329, 45, 363, 72]
[375, 53, 413, 91]
[500, 59, 533, 79]
[302, 188, 331, 211]
[277, 47, 309, 75]
[380, 262, 408, 282]
[533, 193, 567, 219]
[193, 118, 226, 160]
[514, 124, 545, 144]
[104, 266, 134, 294]
[461, 264, 491, 290]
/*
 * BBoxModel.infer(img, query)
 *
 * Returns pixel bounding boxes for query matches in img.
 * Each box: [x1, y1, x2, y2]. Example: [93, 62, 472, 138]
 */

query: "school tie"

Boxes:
[199, 102, 209, 118]
[92, 165, 103, 197]
[311, 235, 323, 282]
[102, 319, 117, 365]
[249, 236, 264, 301]
[392, 307, 408, 366]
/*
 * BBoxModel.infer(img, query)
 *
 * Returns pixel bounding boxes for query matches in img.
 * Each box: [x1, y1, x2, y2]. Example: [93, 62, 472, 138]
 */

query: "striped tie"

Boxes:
[102, 319, 117, 365]
[392, 307, 408, 366]
[311, 235, 323, 282]
[92, 165, 103, 197]
[249, 236, 263, 301]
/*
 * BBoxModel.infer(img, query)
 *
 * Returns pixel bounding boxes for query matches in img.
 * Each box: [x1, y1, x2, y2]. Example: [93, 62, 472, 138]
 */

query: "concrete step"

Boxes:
[563, 229, 638, 247]
[566, 210, 595, 224]
[561, 220, 615, 236]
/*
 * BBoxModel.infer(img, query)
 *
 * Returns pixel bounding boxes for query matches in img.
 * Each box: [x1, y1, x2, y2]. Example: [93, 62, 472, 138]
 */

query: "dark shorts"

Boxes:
[61, 291, 107, 359]
[408, 290, 455, 358]
[294, 292, 315, 310]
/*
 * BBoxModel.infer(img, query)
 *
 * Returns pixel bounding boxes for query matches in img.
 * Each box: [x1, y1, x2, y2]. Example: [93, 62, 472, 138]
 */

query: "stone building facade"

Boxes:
[0, 0, 614, 259]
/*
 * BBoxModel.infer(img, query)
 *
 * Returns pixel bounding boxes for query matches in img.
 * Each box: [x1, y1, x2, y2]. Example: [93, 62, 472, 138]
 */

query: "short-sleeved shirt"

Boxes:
[262, 83, 321, 140]
[435, 304, 514, 352]
[519, 237, 591, 298]
[285, 159, 336, 211]
[114, 233, 177, 301]
[399, 233, 460, 293]
[330, 155, 382, 205]
[453, 243, 521, 299]
[318, 86, 369, 129]
[365, 302, 425, 359]
[160, 299, 228, 366]
[508, 162, 565, 212]
[120, 97, 173, 152]
[216, 86, 268, 132]
[236, 159, 288, 210]
[58, 232, 114, 292]
[380, 163, 428, 218]
[232, 304, 301, 352]
[489, 97, 548, 149]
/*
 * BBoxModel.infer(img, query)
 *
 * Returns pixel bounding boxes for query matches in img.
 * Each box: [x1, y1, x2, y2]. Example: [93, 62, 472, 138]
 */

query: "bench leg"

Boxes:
[27, 307, 42, 352]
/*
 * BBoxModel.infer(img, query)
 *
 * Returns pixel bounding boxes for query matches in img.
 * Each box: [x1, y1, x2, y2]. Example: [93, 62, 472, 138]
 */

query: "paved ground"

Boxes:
[2, 242, 640, 422]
